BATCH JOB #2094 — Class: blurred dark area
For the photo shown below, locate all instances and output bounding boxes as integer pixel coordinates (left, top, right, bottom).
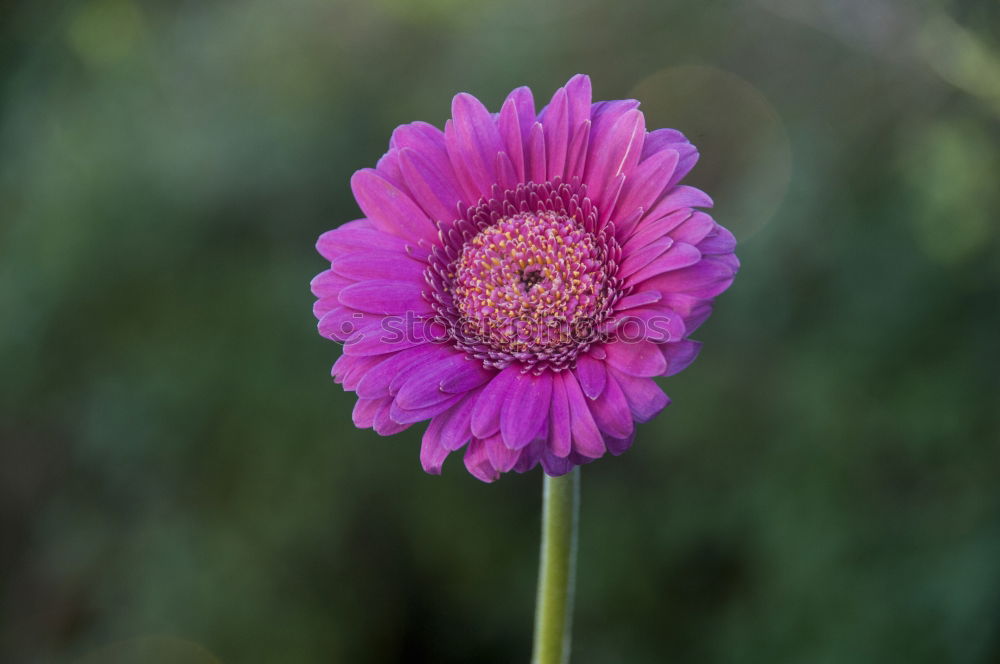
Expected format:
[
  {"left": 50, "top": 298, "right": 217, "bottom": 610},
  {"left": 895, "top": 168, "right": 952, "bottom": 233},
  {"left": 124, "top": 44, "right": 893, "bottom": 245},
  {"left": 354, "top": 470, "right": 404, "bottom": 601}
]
[{"left": 1, "top": 0, "right": 998, "bottom": 662}]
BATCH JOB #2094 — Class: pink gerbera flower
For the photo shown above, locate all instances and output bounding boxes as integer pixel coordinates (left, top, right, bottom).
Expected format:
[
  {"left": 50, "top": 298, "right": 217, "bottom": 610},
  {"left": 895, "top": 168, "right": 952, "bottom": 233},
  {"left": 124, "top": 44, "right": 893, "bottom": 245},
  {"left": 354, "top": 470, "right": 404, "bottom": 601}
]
[{"left": 311, "top": 74, "right": 738, "bottom": 482}]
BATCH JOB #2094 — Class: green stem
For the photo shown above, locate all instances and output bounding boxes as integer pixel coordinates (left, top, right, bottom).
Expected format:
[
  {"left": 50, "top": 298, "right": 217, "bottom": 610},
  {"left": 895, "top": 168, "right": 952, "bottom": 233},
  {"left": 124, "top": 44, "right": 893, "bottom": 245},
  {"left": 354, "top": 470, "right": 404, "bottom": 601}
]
[{"left": 530, "top": 468, "right": 580, "bottom": 664}]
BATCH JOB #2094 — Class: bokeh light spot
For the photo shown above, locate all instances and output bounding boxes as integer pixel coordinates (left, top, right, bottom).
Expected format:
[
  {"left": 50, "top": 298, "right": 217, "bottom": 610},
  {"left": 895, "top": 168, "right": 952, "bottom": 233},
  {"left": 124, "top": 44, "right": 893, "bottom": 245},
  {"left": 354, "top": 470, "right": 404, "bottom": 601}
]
[{"left": 631, "top": 66, "right": 792, "bottom": 241}]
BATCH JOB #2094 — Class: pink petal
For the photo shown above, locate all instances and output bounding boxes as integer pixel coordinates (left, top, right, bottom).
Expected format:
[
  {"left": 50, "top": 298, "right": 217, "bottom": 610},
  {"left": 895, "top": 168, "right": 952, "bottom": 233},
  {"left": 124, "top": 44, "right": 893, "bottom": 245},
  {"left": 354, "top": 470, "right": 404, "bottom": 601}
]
[
  {"left": 647, "top": 185, "right": 713, "bottom": 218},
  {"left": 589, "top": 373, "right": 633, "bottom": 439},
  {"left": 608, "top": 367, "right": 670, "bottom": 423},
  {"left": 548, "top": 375, "right": 572, "bottom": 457},
  {"left": 337, "top": 281, "right": 430, "bottom": 315},
  {"left": 574, "top": 354, "right": 607, "bottom": 399},
  {"left": 610, "top": 306, "right": 686, "bottom": 344},
  {"left": 470, "top": 366, "right": 519, "bottom": 438},
  {"left": 499, "top": 95, "right": 527, "bottom": 181},
  {"left": 565, "top": 120, "right": 591, "bottom": 180},
  {"left": 500, "top": 372, "right": 553, "bottom": 450},
  {"left": 642, "top": 257, "right": 736, "bottom": 298},
  {"left": 527, "top": 122, "right": 546, "bottom": 185},
  {"left": 604, "top": 340, "right": 668, "bottom": 377},
  {"left": 622, "top": 209, "right": 692, "bottom": 252},
  {"left": 446, "top": 93, "right": 503, "bottom": 201},
  {"left": 584, "top": 108, "right": 645, "bottom": 209},
  {"left": 483, "top": 432, "right": 520, "bottom": 473},
  {"left": 669, "top": 211, "right": 716, "bottom": 245},
  {"left": 542, "top": 87, "right": 569, "bottom": 181},
  {"left": 395, "top": 352, "right": 471, "bottom": 410},
  {"left": 420, "top": 419, "right": 453, "bottom": 475},
  {"left": 437, "top": 392, "right": 478, "bottom": 451},
  {"left": 390, "top": 392, "right": 462, "bottom": 425},
  {"left": 331, "top": 251, "right": 426, "bottom": 282},
  {"left": 618, "top": 237, "right": 673, "bottom": 281},
  {"left": 350, "top": 169, "right": 438, "bottom": 243},
  {"left": 310, "top": 269, "right": 353, "bottom": 300},
  {"left": 464, "top": 438, "right": 500, "bottom": 482},
  {"left": 627, "top": 243, "right": 703, "bottom": 287},
  {"left": 663, "top": 340, "right": 702, "bottom": 376},
  {"left": 613, "top": 290, "right": 662, "bottom": 311},
  {"left": 398, "top": 147, "right": 464, "bottom": 224},
  {"left": 352, "top": 397, "right": 383, "bottom": 428},
  {"left": 564, "top": 74, "right": 593, "bottom": 132},
  {"left": 560, "top": 372, "right": 605, "bottom": 458},
  {"left": 614, "top": 148, "right": 679, "bottom": 225},
  {"left": 373, "top": 401, "right": 411, "bottom": 436},
  {"left": 697, "top": 224, "right": 737, "bottom": 255},
  {"left": 440, "top": 358, "right": 494, "bottom": 393},
  {"left": 356, "top": 345, "right": 443, "bottom": 399}
]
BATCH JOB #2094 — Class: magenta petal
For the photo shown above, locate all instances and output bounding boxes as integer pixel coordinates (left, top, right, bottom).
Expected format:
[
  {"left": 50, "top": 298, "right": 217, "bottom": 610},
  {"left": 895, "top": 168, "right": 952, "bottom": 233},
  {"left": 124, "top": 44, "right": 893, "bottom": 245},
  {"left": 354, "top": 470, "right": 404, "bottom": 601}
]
[
  {"left": 622, "top": 209, "right": 692, "bottom": 250},
  {"left": 560, "top": 372, "right": 605, "bottom": 458},
  {"left": 670, "top": 211, "right": 716, "bottom": 245},
  {"left": 614, "top": 290, "right": 662, "bottom": 311},
  {"left": 373, "top": 401, "right": 411, "bottom": 435},
  {"left": 608, "top": 367, "right": 670, "bottom": 423},
  {"left": 332, "top": 251, "right": 426, "bottom": 282},
  {"left": 564, "top": 74, "right": 592, "bottom": 131},
  {"left": 605, "top": 340, "right": 668, "bottom": 377},
  {"left": 565, "top": 120, "right": 591, "bottom": 179},
  {"left": 352, "top": 397, "right": 383, "bottom": 428},
  {"left": 584, "top": 108, "right": 645, "bottom": 208},
  {"left": 496, "top": 151, "right": 518, "bottom": 191},
  {"left": 548, "top": 375, "right": 572, "bottom": 457},
  {"left": 316, "top": 305, "right": 363, "bottom": 343},
  {"left": 615, "top": 149, "right": 679, "bottom": 222},
  {"left": 356, "top": 345, "right": 441, "bottom": 399},
  {"left": 342, "top": 325, "right": 427, "bottom": 357},
  {"left": 648, "top": 185, "right": 714, "bottom": 217},
  {"left": 310, "top": 269, "right": 353, "bottom": 300},
  {"left": 477, "top": 433, "right": 521, "bottom": 473},
  {"left": 395, "top": 352, "right": 470, "bottom": 410},
  {"left": 640, "top": 128, "right": 689, "bottom": 157},
  {"left": 698, "top": 224, "right": 737, "bottom": 255},
  {"left": 499, "top": 96, "right": 527, "bottom": 181},
  {"left": 540, "top": 451, "right": 575, "bottom": 477},
  {"left": 514, "top": 440, "right": 545, "bottom": 473},
  {"left": 470, "top": 366, "right": 519, "bottom": 438},
  {"left": 574, "top": 354, "right": 607, "bottom": 400},
  {"left": 589, "top": 372, "right": 634, "bottom": 439},
  {"left": 612, "top": 306, "right": 686, "bottom": 344},
  {"left": 500, "top": 373, "right": 552, "bottom": 450},
  {"left": 350, "top": 169, "right": 437, "bottom": 243},
  {"left": 446, "top": 93, "right": 503, "bottom": 200},
  {"left": 333, "top": 354, "right": 382, "bottom": 389},
  {"left": 318, "top": 306, "right": 373, "bottom": 342},
  {"left": 663, "top": 340, "right": 703, "bottom": 376},
  {"left": 643, "top": 257, "right": 736, "bottom": 298},
  {"left": 390, "top": 393, "right": 462, "bottom": 425},
  {"left": 441, "top": 358, "right": 494, "bottom": 393},
  {"left": 420, "top": 420, "right": 453, "bottom": 475},
  {"left": 627, "top": 242, "right": 703, "bottom": 286},
  {"left": 398, "top": 147, "right": 464, "bottom": 224},
  {"left": 527, "top": 122, "right": 546, "bottom": 185},
  {"left": 338, "top": 281, "right": 429, "bottom": 315},
  {"left": 618, "top": 237, "right": 673, "bottom": 281},
  {"left": 542, "top": 87, "right": 569, "bottom": 181},
  {"left": 605, "top": 431, "right": 636, "bottom": 457},
  {"left": 484, "top": 432, "right": 520, "bottom": 473},
  {"left": 436, "top": 393, "right": 478, "bottom": 451},
  {"left": 464, "top": 438, "right": 500, "bottom": 482}
]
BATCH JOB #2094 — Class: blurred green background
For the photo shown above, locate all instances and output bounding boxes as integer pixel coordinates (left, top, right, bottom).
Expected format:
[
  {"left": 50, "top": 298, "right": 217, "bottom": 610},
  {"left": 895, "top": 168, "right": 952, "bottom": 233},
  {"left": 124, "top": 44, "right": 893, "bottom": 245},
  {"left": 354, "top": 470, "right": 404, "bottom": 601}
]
[{"left": 1, "top": 0, "right": 998, "bottom": 662}]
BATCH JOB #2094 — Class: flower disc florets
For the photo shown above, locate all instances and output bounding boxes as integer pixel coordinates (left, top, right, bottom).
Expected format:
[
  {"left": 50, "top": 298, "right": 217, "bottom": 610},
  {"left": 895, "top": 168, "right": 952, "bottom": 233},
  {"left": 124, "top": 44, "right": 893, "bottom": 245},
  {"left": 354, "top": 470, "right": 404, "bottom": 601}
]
[{"left": 425, "top": 180, "right": 624, "bottom": 372}]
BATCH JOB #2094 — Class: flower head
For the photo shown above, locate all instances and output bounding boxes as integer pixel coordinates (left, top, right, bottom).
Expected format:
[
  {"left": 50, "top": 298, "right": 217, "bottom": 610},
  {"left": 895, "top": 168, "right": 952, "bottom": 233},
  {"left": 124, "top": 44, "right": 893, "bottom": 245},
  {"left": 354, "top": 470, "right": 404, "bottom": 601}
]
[{"left": 311, "top": 75, "right": 738, "bottom": 482}]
